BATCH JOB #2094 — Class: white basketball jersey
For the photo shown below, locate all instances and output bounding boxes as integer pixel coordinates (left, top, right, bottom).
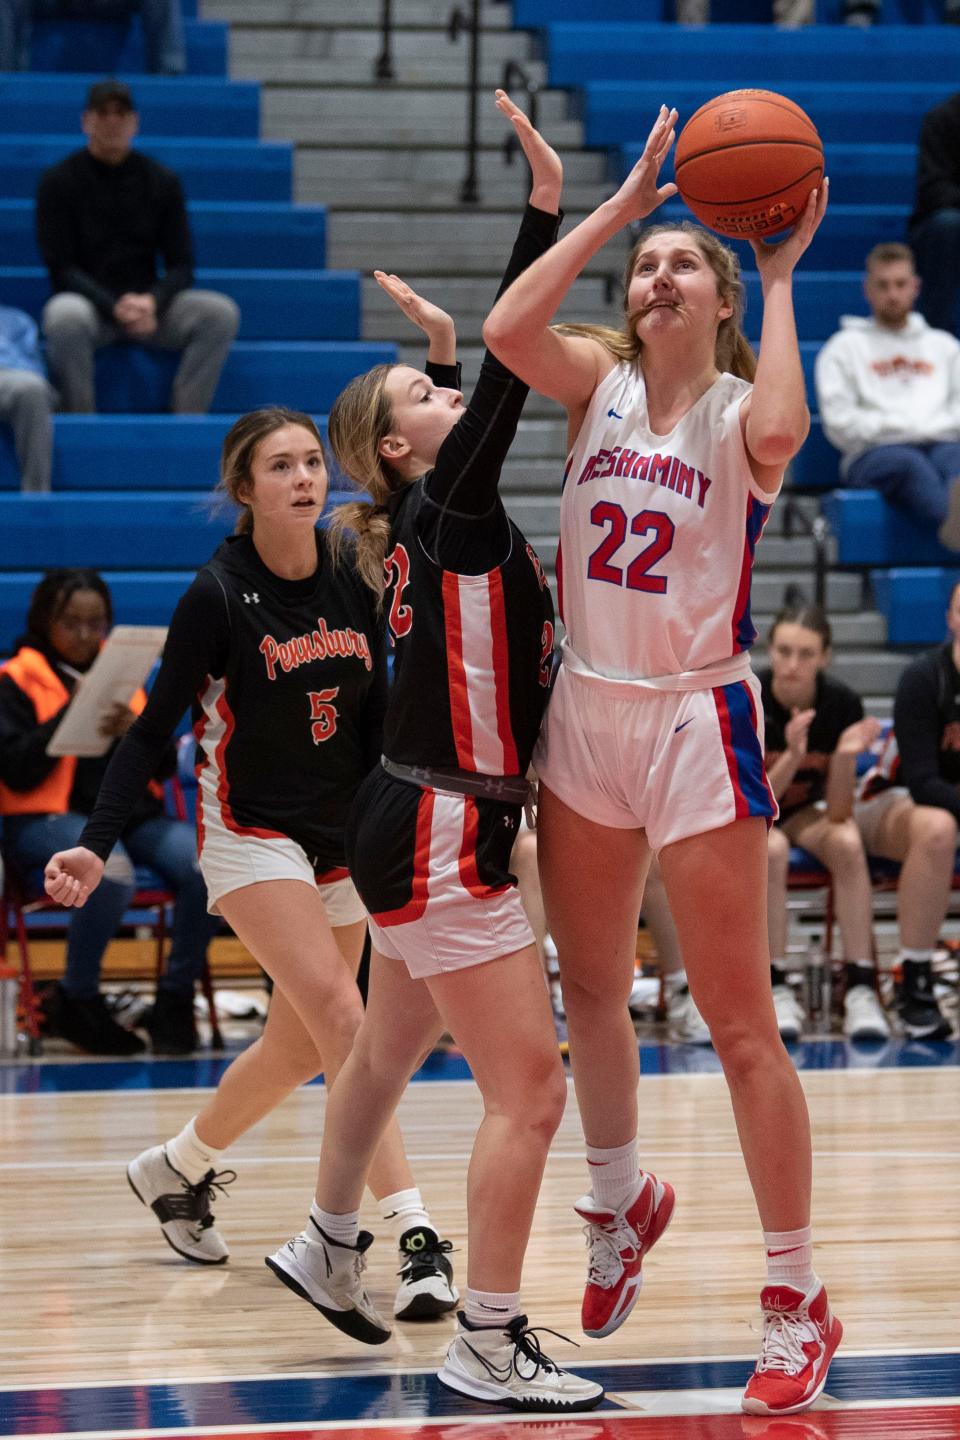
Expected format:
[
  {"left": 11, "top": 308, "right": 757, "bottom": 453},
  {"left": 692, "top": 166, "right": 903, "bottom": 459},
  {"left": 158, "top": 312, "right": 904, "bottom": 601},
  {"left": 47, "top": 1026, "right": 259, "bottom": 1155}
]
[{"left": 557, "top": 362, "right": 780, "bottom": 681}]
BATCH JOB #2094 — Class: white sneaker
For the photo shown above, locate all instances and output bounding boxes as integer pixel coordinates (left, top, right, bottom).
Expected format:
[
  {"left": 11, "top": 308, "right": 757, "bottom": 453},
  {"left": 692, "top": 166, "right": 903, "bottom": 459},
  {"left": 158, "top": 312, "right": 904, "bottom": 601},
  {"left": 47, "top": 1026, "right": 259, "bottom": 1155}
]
[
  {"left": 772, "top": 984, "right": 806, "bottom": 1042},
  {"left": 265, "top": 1220, "right": 391, "bottom": 1344},
  {"left": 127, "top": 1145, "right": 232, "bottom": 1265},
  {"left": 438, "top": 1313, "right": 604, "bottom": 1411},
  {"left": 842, "top": 984, "right": 891, "bottom": 1041},
  {"left": 394, "top": 1225, "right": 459, "bottom": 1320},
  {"left": 667, "top": 984, "right": 712, "bottom": 1045}
]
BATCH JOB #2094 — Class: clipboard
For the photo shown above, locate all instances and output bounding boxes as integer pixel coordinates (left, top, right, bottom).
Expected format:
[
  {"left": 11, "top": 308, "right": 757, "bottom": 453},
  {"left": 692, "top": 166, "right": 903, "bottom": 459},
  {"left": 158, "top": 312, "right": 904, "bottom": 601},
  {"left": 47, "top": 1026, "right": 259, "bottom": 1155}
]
[{"left": 46, "top": 625, "right": 168, "bottom": 758}]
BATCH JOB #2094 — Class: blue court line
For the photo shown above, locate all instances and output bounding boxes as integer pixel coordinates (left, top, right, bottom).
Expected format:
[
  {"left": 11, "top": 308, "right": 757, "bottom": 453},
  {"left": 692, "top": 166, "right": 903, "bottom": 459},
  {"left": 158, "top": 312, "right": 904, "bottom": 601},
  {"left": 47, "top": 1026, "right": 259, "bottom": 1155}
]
[
  {"left": 1, "top": 1036, "right": 957, "bottom": 1094},
  {"left": 2, "top": 1353, "right": 959, "bottom": 1435}
]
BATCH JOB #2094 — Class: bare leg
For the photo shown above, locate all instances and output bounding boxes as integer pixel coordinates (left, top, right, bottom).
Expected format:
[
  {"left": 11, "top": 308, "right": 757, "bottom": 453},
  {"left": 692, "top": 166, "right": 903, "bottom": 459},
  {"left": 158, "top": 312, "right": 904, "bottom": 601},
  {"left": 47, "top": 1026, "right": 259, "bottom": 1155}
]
[
  {"left": 782, "top": 810, "right": 874, "bottom": 961},
  {"left": 861, "top": 798, "right": 958, "bottom": 949},
  {"left": 537, "top": 784, "right": 649, "bottom": 1147},
  {"left": 641, "top": 855, "right": 683, "bottom": 975},
  {"left": 216, "top": 882, "right": 417, "bottom": 1201},
  {"left": 660, "top": 818, "right": 811, "bottom": 1230},
  {"left": 192, "top": 920, "right": 365, "bottom": 1152}
]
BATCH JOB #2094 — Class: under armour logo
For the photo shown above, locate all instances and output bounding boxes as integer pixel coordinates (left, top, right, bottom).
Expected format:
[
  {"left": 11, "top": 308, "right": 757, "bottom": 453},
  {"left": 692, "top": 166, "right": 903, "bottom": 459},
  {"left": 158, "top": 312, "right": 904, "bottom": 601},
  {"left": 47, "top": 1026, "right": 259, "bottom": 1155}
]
[
  {"left": 503, "top": 814, "right": 516, "bottom": 829},
  {"left": 607, "top": 407, "right": 623, "bottom": 420},
  {"left": 243, "top": 592, "right": 260, "bottom": 604}
]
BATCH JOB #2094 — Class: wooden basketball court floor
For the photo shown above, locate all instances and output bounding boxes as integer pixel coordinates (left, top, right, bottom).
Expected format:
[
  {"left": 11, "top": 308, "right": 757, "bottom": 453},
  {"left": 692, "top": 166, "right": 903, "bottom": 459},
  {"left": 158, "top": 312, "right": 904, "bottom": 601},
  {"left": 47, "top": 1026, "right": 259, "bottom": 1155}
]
[{"left": 2, "top": 1037, "right": 959, "bottom": 1440}]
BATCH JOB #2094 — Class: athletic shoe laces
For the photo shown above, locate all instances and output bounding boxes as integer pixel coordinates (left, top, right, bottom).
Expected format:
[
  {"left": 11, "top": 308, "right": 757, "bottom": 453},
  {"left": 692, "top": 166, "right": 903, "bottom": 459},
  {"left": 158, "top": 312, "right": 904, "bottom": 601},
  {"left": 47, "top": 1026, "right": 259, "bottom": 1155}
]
[
  {"left": 582, "top": 1216, "right": 637, "bottom": 1287},
  {"left": 756, "top": 1308, "right": 818, "bottom": 1376},
  {"left": 468, "top": 1318, "right": 577, "bottom": 1384},
  {"left": 397, "top": 1236, "right": 454, "bottom": 1282},
  {"left": 187, "top": 1167, "right": 237, "bottom": 1233}
]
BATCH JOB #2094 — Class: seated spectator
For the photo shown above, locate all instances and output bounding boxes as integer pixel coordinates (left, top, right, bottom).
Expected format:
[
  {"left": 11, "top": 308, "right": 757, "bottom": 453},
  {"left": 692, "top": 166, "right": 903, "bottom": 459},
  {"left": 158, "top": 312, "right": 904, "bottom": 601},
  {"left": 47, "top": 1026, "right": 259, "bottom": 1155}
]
[
  {"left": 910, "top": 93, "right": 960, "bottom": 338},
  {"left": 0, "top": 568, "right": 217, "bottom": 1054},
  {"left": 815, "top": 242, "right": 960, "bottom": 550},
  {"left": 892, "top": 578, "right": 960, "bottom": 1038},
  {"left": 760, "top": 603, "right": 954, "bottom": 1042},
  {"left": 0, "top": 304, "right": 55, "bottom": 492},
  {"left": 36, "top": 80, "right": 239, "bottom": 415},
  {"left": 0, "top": 0, "right": 185, "bottom": 75}
]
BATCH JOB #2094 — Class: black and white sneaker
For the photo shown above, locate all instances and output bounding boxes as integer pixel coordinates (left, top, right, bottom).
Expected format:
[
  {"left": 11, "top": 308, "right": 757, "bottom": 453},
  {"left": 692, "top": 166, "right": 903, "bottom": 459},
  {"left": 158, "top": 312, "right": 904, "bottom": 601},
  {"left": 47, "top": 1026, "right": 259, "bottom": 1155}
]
[
  {"left": 265, "top": 1218, "right": 391, "bottom": 1344},
  {"left": 394, "top": 1225, "right": 459, "bottom": 1320},
  {"left": 898, "top": 962, "right": 953, "bottom": 1041},
  {"left": 127, "top": 1145, "right": 233, "bottom": 1264},
  {"left": 438, "top": 1312, "right": 604, "bottom": 1411}
]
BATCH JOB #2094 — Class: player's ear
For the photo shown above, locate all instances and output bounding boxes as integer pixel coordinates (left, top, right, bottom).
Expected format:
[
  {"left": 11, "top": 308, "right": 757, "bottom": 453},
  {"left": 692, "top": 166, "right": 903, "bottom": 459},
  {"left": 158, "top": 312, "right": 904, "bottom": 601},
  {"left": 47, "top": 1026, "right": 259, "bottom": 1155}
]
[{"left": 379, "top": 433, "right": 410, "bottom": 463}]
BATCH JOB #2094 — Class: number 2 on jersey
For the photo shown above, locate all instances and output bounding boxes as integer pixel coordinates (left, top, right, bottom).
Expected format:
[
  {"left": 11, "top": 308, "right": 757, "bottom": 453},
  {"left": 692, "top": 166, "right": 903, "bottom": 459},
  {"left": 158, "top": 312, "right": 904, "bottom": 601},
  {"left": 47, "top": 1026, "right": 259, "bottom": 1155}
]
[
  {"left": 587, "top": 502, "right": 675, "bottom": 595},
  {"left": 384, "top": 544, "right": 413, "bottom": 640}
]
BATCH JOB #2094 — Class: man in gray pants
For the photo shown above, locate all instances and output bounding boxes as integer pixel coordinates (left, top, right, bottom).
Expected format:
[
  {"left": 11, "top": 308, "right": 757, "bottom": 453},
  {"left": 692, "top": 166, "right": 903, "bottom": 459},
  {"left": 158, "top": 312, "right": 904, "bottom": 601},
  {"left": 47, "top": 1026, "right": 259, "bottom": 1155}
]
[
  {"left": 36, "top": 79, "right": 239, "bottom": 414},
  {"left": 0, "top": 304, "right": 55, "bottom": 491}
]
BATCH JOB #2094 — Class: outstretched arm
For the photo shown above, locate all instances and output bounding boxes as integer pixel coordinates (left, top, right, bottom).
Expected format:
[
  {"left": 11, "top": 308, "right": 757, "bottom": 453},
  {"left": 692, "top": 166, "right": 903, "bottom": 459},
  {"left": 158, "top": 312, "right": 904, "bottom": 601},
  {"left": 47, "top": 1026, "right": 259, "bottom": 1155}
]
[
  {"left": 482, "top": 105, "right": 679, "bottom": 419},
  {"left": 740, "top": 181, "right": 829, "bottom": 488},
  {"left": 374, "top": 271, "right": 457, "bottom": 368}
]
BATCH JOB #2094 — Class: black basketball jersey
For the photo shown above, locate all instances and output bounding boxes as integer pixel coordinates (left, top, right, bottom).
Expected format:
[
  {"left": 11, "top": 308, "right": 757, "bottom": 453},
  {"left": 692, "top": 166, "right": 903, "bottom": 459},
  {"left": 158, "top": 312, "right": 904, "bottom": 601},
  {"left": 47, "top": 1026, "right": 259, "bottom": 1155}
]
[
  {"left": 81, "top": 531, "right": 387, "bottom": 869},
  {"left": 381, "top": 481, "right": 555, "bottom": 778}
]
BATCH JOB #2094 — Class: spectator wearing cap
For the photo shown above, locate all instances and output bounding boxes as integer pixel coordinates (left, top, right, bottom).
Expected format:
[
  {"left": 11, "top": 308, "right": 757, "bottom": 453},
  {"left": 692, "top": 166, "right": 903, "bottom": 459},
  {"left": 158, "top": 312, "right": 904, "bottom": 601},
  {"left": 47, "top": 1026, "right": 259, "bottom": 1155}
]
[
  {"left": 0, "top": 0, "right": 185, "bottom": 75},
  {"left": 0, "top": 304, "right": 55, "bottom": 491},
  {"left": 36, "top": 81, "right": 239, "bottom": 415}
]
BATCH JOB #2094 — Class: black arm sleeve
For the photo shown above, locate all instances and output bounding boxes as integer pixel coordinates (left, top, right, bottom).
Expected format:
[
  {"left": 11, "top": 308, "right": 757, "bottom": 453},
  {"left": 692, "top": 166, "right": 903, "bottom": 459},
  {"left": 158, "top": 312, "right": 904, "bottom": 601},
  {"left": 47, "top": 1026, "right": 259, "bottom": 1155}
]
[
  {"left": 79, "top": 572, "right": 230, "bottom": 859},
  {"left": 0, "top": 676, "right": 68, "bottom": 790},
  {"left": 150, "top": 172, "right": 195, "bottom": 314},
  {"left": 425, "top": 360, "right": 463, "bottom": 392},
  {"left": 35, "top": 169, "right": 117, "bottom": 319},
  {"left": 423, "top": 203, "right": 561, "bottom": 521},
  {"left": 894, "top": 659, "right": 960, "bottom": 822}
]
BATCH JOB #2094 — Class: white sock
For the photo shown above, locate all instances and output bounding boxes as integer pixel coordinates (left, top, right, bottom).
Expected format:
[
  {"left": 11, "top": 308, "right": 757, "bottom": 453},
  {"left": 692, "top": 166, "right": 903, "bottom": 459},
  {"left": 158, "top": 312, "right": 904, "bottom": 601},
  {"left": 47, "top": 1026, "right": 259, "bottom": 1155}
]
[
  {"left": 165, "top": 1117, "right": 225, "bottom": 1186},
  {"left": 899, "top": 948, "right": 934, "bottom": 964},
  {"left": 378, "top": 1187, "right": 433, "bottom": 1245},
  {"left": 764, "top": 1225, "right": 815, "bottom": 1291},
  {"left": 463, "top": 1286, "right": 522, "bottom": 1327},
  {"left": 586, "top": 1137, "right": 642, "bottom": 1212},
  {"left": 310, "top": 1201, "right": 359, "bottom": 1248}
]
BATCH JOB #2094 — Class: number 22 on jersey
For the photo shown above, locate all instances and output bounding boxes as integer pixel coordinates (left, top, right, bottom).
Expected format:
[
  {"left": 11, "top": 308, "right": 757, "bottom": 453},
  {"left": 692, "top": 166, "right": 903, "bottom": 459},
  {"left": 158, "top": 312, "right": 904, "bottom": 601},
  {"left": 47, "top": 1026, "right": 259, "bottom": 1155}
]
[{"left": 587, "top": 502, "right": 675, "bottom": 594}]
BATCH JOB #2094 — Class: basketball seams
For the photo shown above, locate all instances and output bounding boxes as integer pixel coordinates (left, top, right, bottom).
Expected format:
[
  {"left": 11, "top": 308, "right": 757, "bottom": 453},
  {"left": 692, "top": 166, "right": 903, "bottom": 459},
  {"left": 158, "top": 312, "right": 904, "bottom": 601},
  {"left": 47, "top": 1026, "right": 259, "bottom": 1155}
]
[
  {"left": 679, "top": 166, "right": 824, "bottom": 208},
  {"left": 675, "top": 140, "right": 824, "bottom": 172}
]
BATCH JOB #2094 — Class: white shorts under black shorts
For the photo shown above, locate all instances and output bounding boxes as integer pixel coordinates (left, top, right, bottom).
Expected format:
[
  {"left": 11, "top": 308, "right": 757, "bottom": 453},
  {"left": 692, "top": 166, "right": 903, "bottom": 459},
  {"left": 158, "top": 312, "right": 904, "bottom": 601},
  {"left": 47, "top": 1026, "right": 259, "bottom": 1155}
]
[
  {"left": 534, "top": 659, "right": 777, "bottom": 851},
  {"left": 197, "top": 790, "right": 366, "bottom": 927}
]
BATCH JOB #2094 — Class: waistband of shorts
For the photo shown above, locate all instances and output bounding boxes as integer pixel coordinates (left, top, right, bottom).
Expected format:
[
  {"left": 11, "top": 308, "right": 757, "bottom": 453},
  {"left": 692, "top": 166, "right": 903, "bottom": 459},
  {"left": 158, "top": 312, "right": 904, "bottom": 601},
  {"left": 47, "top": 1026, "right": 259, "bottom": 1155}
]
[
  {"left": 559, "top": 638, "right": 754, "bottom": 695},
  {"left": 381, "top": 756, "right": 531, "bottom": 805}
]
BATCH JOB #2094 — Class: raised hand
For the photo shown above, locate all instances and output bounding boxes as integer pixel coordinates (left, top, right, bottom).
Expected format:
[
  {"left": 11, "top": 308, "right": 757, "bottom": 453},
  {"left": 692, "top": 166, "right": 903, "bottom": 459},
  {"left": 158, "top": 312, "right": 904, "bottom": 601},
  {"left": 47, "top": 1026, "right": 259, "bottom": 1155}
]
[
  {"left": 785, "top": 707, "right": 815, "bottom": 759},
  {"left": 749, "top": 179, "right": 829, "bottom": 286},
  {"left": 494, "top": 89, "right": 563, "bottom": 213},
  {"left": 610, "top": 105, "right": 679, "bottom": 225},
  {"left": 44, "top": 847, "right": 105, "bottom": 909},
  {"left": 374, "top": 271, "right": 456, "bottom": 366}
]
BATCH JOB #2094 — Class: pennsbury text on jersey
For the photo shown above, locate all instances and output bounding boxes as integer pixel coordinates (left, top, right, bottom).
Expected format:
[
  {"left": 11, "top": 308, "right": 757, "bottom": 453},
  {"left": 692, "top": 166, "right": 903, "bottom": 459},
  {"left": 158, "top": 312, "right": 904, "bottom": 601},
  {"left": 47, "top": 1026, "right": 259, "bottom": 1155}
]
[{"left": 258, "top": 616, "right": 373, "bottom": 680}]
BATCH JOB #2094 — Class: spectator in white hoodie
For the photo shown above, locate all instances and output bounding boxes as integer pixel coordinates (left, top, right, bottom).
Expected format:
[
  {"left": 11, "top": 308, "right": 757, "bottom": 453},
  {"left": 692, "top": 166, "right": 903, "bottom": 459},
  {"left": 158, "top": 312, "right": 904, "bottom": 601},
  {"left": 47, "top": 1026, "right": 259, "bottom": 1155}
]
[{"left": 815, "top": 242, "right": 960, "bottom": 549}]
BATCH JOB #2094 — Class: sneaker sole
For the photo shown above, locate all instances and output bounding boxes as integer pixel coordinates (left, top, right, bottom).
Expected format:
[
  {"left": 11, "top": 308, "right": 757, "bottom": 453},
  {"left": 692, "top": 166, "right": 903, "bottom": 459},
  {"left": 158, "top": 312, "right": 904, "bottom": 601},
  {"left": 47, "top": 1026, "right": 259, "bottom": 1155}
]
[
  {"left": 126, "top": 1166, "right": 228, "bottom": 1267},
  {"left": 582, "top": 1182, "right": 677, "bottom": 1340},
  {"left": 901, "top": 1019, "right": 953, "bottom": 1041},
  {"left": 395, "top": 1286, "right": 460, "bottom": 1321},
  {"left": 264, "top": 1255, "right": 391, "bottom": 1345},
  {"left": 437, "top": 1365, "right": 604, "bottom": 1412},
  {"left": 741, "top": 1319, "right": 843, "bottom": 1416}
]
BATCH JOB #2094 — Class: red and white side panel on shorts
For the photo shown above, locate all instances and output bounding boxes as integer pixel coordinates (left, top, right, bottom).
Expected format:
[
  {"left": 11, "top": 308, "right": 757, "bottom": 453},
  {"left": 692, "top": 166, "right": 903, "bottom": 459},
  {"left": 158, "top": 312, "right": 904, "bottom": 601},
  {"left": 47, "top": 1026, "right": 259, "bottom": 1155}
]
[
  {"left": 368, "top": 790, "right": 533, "bottom": 980},
  {"left": 442, "top": 569, "right": 519, "bottom": 776}
]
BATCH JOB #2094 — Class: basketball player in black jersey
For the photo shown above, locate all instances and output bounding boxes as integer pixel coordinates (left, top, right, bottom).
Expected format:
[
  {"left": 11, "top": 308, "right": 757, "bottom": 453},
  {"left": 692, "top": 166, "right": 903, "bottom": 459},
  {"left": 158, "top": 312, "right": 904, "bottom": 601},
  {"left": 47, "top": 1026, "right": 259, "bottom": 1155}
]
[
  {"left": 262, "top": 93, "right": 602, "bottom": 1412},
  {"left": 43, "top": 408, "right": 457, "bottom": 1324}
]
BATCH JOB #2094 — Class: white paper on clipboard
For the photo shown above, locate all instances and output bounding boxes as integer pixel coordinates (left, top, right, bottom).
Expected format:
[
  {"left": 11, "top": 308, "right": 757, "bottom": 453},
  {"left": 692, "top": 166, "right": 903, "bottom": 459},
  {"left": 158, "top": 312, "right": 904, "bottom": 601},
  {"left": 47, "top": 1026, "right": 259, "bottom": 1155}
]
[{"left": 46, "top": 625, "right": 168, "bottom": 758}]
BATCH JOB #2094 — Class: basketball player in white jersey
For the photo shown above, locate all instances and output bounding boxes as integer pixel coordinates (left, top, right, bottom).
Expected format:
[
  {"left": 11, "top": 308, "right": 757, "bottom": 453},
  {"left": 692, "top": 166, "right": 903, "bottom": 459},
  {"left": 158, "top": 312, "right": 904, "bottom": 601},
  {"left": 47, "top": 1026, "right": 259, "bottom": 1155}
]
[{"left": 483, "top": 105, "right": 840, "bottom": 1417}]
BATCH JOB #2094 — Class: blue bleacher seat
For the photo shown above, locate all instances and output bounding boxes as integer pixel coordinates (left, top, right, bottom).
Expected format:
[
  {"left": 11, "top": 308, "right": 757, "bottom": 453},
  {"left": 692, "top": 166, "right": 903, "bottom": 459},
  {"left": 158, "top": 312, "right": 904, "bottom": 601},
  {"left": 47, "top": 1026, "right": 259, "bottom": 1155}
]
[
  {"left": 789, "top": 418, "right": 841, "bottom": 492},
  {"left": 516, "top": 0, "right": 941, "bottom": 21},
  {"left": 0, "top": 75, "right": 259, "bottom": 139},
  {"left": 29, "top": 17, "right": 227, "bottom": 74},
  {"left": 0, "top": 267, "right": 359, "bottom": 343},
  {"left": 870, "top": 567, "right": 960, "bottom": 644},
  {"left": 824, "top": 491, "right": 958, "bottom": 567},
  {"left": 0, "top": 200, "right": 325, "bottom": 269},
  {"left": 0, "top": 136, "right": 293, "bottom": 203}
]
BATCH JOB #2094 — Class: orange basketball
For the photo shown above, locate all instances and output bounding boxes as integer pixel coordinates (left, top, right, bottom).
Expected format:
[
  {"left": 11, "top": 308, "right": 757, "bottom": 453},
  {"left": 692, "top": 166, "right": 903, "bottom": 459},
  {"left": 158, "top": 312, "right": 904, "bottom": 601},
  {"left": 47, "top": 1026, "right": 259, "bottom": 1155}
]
[{"left": 674, "top": 90, "right": 823, "bottom": 240}]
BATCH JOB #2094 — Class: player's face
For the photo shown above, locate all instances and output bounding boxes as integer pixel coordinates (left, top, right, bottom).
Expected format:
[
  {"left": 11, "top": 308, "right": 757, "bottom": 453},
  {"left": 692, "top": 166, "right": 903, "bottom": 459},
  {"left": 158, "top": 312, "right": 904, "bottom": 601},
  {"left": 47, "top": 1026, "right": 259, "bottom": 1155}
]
[
  {"left": 380, "top": 365, "right": 464, "bottom": 474},
  {"left": 864, "top": 261, "right": 920, "bottom": 328},
  {"left": 82, "top": 101, "right": 138, "bottom": 164},
  {"left": 244, "top": 425, "right": 328, "bottom": 526},
  {"left": 48, "top": 588, "right": 110, "bottom": 668},
  {"left": 768, "top": 621, "right": 829, "bottom": 706},
  {"left": 627, "top": 234, "right": 733, "bottom": 342}
]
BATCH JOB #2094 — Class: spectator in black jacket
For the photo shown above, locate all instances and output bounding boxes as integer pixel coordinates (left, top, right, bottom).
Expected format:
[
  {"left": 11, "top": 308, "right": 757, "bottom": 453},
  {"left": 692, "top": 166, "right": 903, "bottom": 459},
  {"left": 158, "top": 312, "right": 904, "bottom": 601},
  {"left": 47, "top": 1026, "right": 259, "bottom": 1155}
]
[
  {"left": 909, "top": 93, "right": 960, "bottom": 337},
  {"left": 36, "top": 80, "right": 239, "bottom": 414}
]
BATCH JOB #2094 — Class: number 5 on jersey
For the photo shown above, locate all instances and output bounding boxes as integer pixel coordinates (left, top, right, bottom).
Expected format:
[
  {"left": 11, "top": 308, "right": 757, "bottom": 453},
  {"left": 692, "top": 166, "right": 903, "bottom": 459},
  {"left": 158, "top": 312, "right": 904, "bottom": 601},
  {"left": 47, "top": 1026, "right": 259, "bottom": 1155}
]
[{"left": 309, "top": 687, "right": 339, "bottom": 743}]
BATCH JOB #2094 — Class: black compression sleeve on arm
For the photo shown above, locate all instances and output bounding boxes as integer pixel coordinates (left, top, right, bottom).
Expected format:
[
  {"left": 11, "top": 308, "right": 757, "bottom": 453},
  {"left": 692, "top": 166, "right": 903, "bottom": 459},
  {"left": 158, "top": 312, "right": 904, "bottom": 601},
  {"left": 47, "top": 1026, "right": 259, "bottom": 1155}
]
[
  {"left": 425, "top": 361, "right": 462, "bottom": 392},
  {"left": 79, "top": 573, "right": 229, "bottom": 859},
  {"left": 424, "top": 203, "right": 561, "bottom": 521},
  {"left": 894, "top": 658, "right": 960, "bottom": 822}
]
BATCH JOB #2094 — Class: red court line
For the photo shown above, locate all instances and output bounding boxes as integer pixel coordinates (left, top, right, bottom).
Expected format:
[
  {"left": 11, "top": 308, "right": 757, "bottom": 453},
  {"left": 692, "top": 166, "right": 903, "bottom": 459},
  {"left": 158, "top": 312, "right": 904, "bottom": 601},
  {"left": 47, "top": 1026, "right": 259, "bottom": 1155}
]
[{"left": 124, "top": 1406, "right": 960, "bottom": 1440}]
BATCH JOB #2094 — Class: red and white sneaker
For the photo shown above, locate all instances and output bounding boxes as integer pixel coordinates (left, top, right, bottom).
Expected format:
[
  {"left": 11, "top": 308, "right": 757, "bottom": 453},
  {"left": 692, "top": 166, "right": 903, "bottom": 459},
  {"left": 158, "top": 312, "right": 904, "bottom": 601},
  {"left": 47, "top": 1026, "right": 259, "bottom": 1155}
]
[
  {"left": 574, "top": 1173, "right": 675, "bottom": 1338},
  {"left": 741, "top": 1280, "right": 842, "bottom": 1415}
]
